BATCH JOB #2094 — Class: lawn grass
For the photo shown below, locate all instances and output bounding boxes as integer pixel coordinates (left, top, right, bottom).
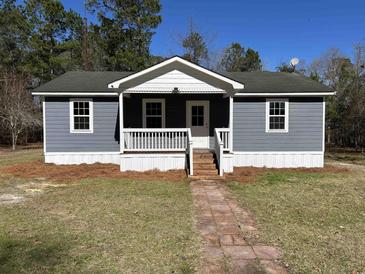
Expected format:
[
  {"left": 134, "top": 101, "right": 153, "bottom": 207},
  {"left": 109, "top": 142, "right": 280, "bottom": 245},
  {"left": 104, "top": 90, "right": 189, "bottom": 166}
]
[
  {"left": 0, "top": 177, "right": 200, "bottom": 273},
  {"left": 326, "top": 151, "right": 365, "bottom": 166},
  {"left": 0, "top": 148, "right": 43, "bottom": 168},
  {"left": 228, "top": 169, "right": 365, "bottom": 273}
]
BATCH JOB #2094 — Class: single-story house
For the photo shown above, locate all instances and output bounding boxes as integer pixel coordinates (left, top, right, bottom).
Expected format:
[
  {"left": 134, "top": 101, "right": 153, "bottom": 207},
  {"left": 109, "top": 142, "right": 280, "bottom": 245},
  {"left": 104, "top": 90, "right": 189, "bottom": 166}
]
[{"left": 32, "top": 56, "right": 335, "bottom": 177}]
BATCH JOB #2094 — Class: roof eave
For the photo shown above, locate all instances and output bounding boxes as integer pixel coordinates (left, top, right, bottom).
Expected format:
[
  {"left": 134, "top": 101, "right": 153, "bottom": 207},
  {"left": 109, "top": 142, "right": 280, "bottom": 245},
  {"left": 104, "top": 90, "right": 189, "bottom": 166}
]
[{"left": 232, "top": 91, "right": 336, "bottom": 97}]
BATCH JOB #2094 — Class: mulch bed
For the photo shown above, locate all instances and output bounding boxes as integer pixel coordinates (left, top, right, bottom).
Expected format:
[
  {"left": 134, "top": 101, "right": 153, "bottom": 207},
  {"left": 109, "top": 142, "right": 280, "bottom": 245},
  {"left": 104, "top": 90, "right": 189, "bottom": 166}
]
[
  {"left": 0, "top": 160, "right": 187, "bottom": 182},
  {"left": 1, "top": 158, "right": 348, "bottom": 184}
]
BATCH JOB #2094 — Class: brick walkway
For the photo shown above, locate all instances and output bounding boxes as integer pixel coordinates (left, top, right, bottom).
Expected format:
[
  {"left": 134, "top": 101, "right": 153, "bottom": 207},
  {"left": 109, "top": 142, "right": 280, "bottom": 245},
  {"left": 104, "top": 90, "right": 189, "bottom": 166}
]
[{"left": 191, "top": 180, "right": 287, "bottom": 274}]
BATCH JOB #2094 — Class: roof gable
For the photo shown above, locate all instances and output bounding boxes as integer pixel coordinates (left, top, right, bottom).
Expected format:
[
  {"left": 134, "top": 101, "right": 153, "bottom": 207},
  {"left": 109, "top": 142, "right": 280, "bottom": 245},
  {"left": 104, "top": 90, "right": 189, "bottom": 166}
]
[
  {"left": 125, "top": 69, "right": 226, "bottom": 93},
  {"left": 108, "top": 56, "right": 244, "bottom": 91}
]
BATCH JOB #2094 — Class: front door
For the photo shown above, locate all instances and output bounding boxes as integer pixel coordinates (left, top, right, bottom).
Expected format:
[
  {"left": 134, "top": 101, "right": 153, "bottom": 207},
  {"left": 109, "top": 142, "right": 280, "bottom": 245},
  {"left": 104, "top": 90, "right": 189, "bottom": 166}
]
[{"left": 186, "top": 100, "right": 210, "bottom": 148}]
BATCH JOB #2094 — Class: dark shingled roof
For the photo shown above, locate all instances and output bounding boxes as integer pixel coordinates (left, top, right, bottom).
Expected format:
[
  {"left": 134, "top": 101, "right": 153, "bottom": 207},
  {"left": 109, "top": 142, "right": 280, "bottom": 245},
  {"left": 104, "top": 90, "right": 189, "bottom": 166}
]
[
  {"left": 33, "top": 70, "right": 332, "bottom": 93},
  {"left": 33, "top": 71, "right": 133, "bottom": 92},
  {"left": 224, "top": 71, "right": 332, "bottom": 93}
]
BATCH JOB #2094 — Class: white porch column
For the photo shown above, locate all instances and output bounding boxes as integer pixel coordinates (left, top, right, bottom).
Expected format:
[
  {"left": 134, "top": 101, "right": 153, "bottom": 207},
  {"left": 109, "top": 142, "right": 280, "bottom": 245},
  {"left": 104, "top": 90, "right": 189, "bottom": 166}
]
[
  {"left": 119, "top": 93, "right": 124, "bottom": 153},
  {"left": 229, "top": 96, "right": 233, "bottom": 153}
]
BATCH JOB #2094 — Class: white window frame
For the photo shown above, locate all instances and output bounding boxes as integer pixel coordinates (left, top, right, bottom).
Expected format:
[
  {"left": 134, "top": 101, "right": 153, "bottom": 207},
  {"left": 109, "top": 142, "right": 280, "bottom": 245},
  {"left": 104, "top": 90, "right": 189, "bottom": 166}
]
[
  {"left": 142, "top": 98, "right": 166, "bottom": 128},
  {"left": 70, "top": 98, "right": 94, "bottom": 133},
  {"left": 265, "top": 98, "right": 289, "bottom": 133}
]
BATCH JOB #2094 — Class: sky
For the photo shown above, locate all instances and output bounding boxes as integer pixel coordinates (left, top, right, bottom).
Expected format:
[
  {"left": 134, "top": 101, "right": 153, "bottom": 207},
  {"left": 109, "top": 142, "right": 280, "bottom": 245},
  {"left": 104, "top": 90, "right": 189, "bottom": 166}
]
[{"left": 62, "top": 0, "right": 365, "bottom": 71}]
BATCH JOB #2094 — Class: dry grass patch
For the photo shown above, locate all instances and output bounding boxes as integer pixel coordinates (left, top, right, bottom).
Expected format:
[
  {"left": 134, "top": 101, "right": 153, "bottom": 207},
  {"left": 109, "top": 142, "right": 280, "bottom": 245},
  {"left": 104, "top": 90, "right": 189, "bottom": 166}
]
[
  {"left": 0, "top": 178, "right": 200, "bottom": 273},
  {"left": 0, "top": 148, "right": 43, "bottom": 168},
  {"left": 0, "top": 148, "right": 200, "bottom": 273},
  {"left": 226, "top": 165, "right": 348, "bottom": 184},
  {"left": 227, "top": 168, "right": 365, "bottom": 273}
]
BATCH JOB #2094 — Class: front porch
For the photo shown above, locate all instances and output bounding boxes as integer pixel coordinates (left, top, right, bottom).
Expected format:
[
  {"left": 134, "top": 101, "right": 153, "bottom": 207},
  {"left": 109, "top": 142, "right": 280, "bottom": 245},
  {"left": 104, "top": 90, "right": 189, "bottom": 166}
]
[
  {"left": 119, "top": 92, "right": 234, "bottom": 176},
  {"left": 110, "top": 56, "right": 244, "bottom": 176}
]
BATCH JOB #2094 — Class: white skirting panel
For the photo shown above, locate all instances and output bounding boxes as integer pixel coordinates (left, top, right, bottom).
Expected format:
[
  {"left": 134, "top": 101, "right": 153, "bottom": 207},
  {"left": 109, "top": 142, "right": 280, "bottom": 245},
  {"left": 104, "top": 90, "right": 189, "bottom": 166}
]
[
  {"left": 222, "top": 153, "right": 234, "bottom": 173},
  {"left": 120, "top": 153, "right": 186, "bottom": 172},
  {"left": 45, "top": 152, "right": 120, "bottom": 165},
  {"left": 233, "top": 152, "right": 324, "bottom": 168}
]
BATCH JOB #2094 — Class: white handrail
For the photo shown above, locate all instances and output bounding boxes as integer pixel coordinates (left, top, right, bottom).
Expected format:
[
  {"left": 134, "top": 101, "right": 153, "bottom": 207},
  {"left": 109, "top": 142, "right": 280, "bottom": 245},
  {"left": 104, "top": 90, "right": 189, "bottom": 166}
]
[
  {"left": 215, "top": 128, "right": 230, "bottom": 152},
  {"left": 214, "top": 128, "right": 224, "bottom": 176},
  {"left": 187, "top": 128, "right": 193, "bottom": 176}
]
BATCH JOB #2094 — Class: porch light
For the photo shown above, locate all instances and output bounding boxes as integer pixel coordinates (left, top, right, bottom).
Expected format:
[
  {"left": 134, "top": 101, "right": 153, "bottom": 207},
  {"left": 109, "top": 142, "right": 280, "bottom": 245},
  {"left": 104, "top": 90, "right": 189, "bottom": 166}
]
[{"left": 172, "top": 87, "right": 180, "bottom": 93}]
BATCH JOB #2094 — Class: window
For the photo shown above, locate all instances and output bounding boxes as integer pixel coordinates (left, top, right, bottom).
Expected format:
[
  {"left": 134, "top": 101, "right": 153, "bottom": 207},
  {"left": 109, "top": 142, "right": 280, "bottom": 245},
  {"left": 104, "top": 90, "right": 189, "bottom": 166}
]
[
  {"left": 266, "top": 99, "right": 288, "bottom": 133},
  {"left": 142, "top": 99, "right": 165, "bottom": 128},
  {"left": 191, "top": 105, "right": 204, "bottom": 126},
  {"left": 70, "top": 99, "right": 93, "bottom": 133}
]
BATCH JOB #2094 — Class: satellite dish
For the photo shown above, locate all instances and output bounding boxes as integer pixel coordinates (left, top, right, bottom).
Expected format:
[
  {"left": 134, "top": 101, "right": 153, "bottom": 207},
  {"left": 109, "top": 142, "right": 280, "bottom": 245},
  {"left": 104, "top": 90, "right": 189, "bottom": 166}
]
[{"left": 290, "top": 57, "right": 299, "bottom": 67}]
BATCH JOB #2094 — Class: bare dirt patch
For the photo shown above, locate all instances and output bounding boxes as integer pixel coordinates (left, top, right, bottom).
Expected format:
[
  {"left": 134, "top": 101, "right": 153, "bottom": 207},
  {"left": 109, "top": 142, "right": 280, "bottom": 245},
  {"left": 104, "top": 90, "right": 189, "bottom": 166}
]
[
  {"left": 0, "top": 160, "right": 186, "bottom": 182},
  {"left": 0, "top": 194, "right": 24, "bottom": 204},
  {"left": 225, "top": 165, "right": 348, "bottom": 183}
]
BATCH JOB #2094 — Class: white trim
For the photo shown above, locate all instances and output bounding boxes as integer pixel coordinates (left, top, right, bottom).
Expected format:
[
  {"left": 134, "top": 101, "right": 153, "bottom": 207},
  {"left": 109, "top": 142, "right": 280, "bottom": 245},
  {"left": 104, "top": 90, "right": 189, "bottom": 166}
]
[
  {"left": 45, "top": 152, "right": 120, "bottom": 165},
  {"left": 32, "top": 92, "right": 119, "bottom": 96},
  {"left": 124, "top": 90, "right": 226, "bottom": 94},
  {"left": 119, "top": 93, "right": 124, "bottom": 153},
  {"left": 142, "top": 98, "right": 166, "bottom": 128},
  {"left": 265, "top": 98, "right": 289, "bottom": 133},
  {"left": 229, "top": 96, "right": 233, "bottom": 152},
  {"left": 233, "top": 151, "right": 323, "bottom": 155},
  {"left": 120, "top": 153, "right": 186, "bottom": 172},
  {"left": 322, "top": 97, "right": 325, "bottom": 153},
  {"left": 42, "top": 100, "right": 46, "bottom": 153},
  {"left": 234, "top": 92, "right": 336, "bottom": 97},
  {"left": 222, "top": 153, "right": 234, "bottom": 173},
  {"left": 232, "top": 151, "right": 324, "bottom": 168},
  {"left": 108, "top": 56, "right": 244, "bottom": 90},
  {"left": 45, "top": 152, "right": 120, "bottom": 155},
  {"left": 69, "top": 98, "right": 94, "bottom": 134},
  {"left": 120, "top": 153, "right": 184, "bottom": 158}
]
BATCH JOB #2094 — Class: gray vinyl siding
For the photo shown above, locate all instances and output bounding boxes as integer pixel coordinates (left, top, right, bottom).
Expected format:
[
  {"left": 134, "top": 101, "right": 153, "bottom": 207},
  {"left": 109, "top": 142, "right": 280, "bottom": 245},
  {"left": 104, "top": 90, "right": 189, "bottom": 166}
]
[
  {"left": 124, "top": 94, "right": 229, "bottom": 136},
  {"left": 45, "top": 97, "right": 120, "bottom": 152},
  {"left": 233, "top": 97, "right": 323, "bottom": 151}
]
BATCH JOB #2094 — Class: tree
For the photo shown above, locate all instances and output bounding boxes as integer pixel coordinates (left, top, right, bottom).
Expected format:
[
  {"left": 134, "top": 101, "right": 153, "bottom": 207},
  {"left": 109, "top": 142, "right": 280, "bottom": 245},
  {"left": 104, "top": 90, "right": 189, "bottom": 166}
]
[
  {"left": 23, "top": 0, "right": 83, "bottom": 82},
  {"left": 308, "top": 47, "right": 365, "bottom": 150},
  {"left": 81, "top": 18, "right": 93, "bottom": 71},
  {"left": 86, "top": 0, "right": 162, "bottom": 71},
  {"left": 242, "top": 48, "right": 262, "bottom": 71},
  {"left": 219, "top": 43, "right": 262, "bottom": 72},
  {"left": 0, "top": 0, "right": 30, "bottom": 73},
  {"left": 276, "top": 62, "right": 295, "bottom": 73},
  {"left": 219, "top": 43, "right": 245, "bottom": 72},
  {"left": 0, "top": 72, "right": 42, "bottom": 150},
  {"left": 181, "top": 20, "right": 209, "bottom": 65}
]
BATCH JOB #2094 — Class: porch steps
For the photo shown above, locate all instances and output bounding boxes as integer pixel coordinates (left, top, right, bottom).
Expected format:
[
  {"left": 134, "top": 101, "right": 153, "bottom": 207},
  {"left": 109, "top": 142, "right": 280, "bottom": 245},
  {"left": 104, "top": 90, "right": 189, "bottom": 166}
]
[{"left": 191, "top": 150, "right": 221, "bottom": 179}]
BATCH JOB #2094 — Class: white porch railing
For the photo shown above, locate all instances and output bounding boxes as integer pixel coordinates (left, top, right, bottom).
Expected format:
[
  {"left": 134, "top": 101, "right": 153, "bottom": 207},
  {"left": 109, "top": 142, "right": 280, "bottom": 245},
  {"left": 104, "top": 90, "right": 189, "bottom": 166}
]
[
  {"left": 216, "top": 128, "right": 230, "bottom": 152},
  {"left": 123, "top": 128, "right": 189, "bottom": 152},
  {"left": 123, "top": 128, "right": 194, "bottom": 175},
  {"left": 214, "top": 128, "right": 224, "bottom": 176}
]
